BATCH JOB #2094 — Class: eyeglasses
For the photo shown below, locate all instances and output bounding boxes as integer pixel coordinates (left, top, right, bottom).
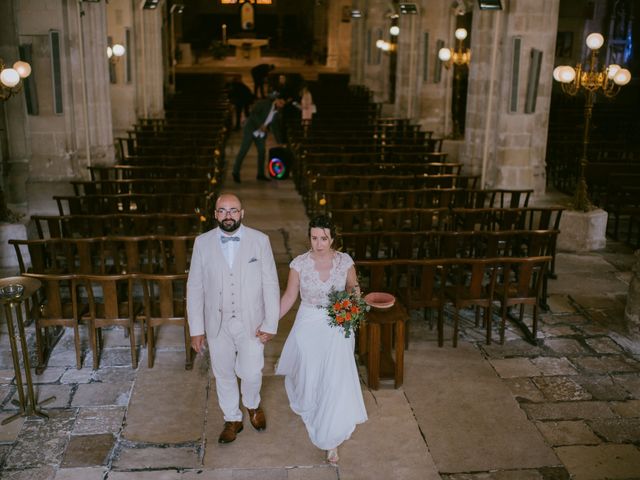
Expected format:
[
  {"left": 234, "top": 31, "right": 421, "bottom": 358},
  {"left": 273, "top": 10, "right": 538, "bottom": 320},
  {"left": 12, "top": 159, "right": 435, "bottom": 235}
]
[{"left": 216, "top": 208, "right": 240, "bottom": 216}]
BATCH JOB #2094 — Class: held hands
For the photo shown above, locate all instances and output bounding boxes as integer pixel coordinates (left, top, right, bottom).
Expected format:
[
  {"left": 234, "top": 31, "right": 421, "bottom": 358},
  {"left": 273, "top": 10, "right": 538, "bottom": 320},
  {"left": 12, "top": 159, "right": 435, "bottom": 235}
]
[{"left": 256, "top": 329, "right": 274, "bottom": 344}]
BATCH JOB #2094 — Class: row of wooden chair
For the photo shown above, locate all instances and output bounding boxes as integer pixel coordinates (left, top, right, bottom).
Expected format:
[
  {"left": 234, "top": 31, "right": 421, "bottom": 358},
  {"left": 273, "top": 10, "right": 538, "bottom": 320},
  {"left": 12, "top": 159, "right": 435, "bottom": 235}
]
[
  {"left": 33, "top": 213, "right": 202, "bottom": 239},
  {"left": 24, "top": 272, "right": 192, "bottom": 372},
  {"left": 311, "top": 188, "right": 534, "bottom": 216},
  {"left": 356, "top": 256, "right": 551, "bottom": 347},
  {"left": 71, "top": 178, "right": 214, "bottom": 196},
  {"left": 11, "top": 235, "right": 195, "bottom": 276},
  {"left": 88, "top": 165, "right": 220, "bottom": 181},
  {"left": 54, "top": 193, "right": 212, "bottom": 215}
]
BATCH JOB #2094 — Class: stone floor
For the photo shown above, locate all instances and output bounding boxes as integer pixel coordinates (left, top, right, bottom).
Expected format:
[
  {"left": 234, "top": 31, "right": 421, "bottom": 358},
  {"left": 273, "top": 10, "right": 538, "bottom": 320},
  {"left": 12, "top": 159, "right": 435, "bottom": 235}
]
[{"left": 1, "top": 132, "right": 640, "bottom": 480}]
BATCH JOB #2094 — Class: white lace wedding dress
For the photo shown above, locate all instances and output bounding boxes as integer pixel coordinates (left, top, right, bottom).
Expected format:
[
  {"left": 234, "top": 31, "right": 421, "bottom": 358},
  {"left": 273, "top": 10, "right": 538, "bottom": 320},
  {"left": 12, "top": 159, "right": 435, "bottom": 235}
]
[{"left": 276, "top": 251, "right": 368, "bottom": 450}]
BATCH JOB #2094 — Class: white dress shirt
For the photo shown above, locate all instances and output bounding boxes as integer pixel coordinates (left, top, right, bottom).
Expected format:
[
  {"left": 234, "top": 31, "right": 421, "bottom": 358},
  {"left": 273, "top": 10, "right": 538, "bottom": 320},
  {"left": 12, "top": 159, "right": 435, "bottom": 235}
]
[{"left": 219, "top": 225, "right": 244, "bottom": 268}]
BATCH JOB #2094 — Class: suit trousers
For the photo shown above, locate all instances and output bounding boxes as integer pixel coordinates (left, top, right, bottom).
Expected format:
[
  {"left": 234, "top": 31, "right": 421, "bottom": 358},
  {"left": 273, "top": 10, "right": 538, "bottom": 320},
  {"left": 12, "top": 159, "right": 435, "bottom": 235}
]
[
  {"left": 232, "top": 129, "right": 266, "bottom": 178},
  {"left": 209, "top": 315, "right": 264, "bottom": 421}
]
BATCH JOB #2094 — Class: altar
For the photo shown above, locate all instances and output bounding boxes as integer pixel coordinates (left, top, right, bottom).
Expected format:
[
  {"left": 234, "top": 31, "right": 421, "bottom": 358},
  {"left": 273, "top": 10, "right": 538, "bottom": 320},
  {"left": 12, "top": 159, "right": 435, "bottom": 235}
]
[{"left": 227, "top": 38, "right": 269, "bottom": 60}]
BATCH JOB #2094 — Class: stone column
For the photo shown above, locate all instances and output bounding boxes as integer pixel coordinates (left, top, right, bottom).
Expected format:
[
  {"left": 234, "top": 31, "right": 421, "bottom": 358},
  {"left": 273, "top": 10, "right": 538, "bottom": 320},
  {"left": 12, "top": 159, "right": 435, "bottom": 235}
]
[
  {"left": 134, "top": 3, "right": 164, "bottom": 119},
  {"left": 79, "top": 1, "right": 115, "bottom": 167},
  {"left": 325, "top": 1, "right": 352, "bottom": 71},
  {"left": 625, "top": 251, "right": 640, "bottom": 338},
  {"left": 0, "top": 0, "right": 30, "bottom": 212},
  {"left": 350, "top": 1, "right": 390, "bottom": 103},
  {"left": 462, "top": 0, "right": 559, "bottom": 192}
]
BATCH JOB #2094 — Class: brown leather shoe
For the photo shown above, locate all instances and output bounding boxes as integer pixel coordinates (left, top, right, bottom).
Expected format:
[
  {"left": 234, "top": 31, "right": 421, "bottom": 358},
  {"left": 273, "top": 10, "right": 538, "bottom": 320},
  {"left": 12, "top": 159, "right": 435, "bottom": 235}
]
[
  {"left": 247, "top": 405, "right": 266, "bottom": 431},
  {"left": 218, "top": 421, "right": 243, "bottom": 444}
]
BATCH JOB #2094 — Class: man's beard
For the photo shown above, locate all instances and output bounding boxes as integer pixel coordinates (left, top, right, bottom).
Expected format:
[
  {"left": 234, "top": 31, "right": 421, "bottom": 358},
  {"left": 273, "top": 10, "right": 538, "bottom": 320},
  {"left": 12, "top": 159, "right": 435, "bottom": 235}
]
[{"left": 219, "top": 217, "right": 242, "bottom": 232}]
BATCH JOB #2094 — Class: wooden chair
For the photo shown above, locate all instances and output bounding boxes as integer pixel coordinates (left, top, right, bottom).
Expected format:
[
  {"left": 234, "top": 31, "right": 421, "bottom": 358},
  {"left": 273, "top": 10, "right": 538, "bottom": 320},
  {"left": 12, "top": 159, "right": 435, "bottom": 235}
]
[
  {"left": 445, "top": 258, "right": 499, "bottom": 347},
  {"left": 401, "top": 260, "right": 450, "bottom": 347},
  {"left": 81, "top": 274, "right": 141, "bottom": 369},
  {"left": 494, "top": 256, "right": 551, "bottom": 344},
  {"left": 25, "top": 273, "right": 86, "bottom": 373},
  {"left": 138, "top": 273, "right": 193, "bottom": 369}
]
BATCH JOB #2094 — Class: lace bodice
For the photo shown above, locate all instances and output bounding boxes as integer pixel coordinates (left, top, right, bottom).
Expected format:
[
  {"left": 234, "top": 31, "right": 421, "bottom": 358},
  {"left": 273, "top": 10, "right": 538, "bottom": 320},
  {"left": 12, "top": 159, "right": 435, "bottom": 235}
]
[{"left": 290, "top": 251, "right": 354, "bottom": 307}]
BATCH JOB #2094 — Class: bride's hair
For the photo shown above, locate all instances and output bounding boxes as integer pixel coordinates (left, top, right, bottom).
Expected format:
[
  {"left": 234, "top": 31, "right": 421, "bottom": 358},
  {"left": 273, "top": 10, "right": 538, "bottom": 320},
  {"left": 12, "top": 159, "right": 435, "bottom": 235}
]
[{"left": 308, "top": 215, "right": 336, "bottom": 239}]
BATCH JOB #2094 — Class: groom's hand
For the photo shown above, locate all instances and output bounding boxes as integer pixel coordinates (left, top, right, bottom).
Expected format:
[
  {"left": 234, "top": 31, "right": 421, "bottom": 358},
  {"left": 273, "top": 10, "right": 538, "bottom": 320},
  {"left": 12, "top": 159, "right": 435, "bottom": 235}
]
[
  {"left": 191, "top": 335, "right": 206, "bottom": 354},
  {"left": 256, "top": 329, "right": 274, "bottom": 344}
]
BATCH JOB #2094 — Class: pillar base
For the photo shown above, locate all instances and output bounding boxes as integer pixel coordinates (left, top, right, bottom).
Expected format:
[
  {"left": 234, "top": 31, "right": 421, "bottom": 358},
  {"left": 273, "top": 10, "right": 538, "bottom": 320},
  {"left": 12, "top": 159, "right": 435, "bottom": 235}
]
[
  {"left": 557, "top": 208, "right": 608, "bottom": 252},
  {"left": 0, "top": 223, "right": 28, "bottom": 271}
]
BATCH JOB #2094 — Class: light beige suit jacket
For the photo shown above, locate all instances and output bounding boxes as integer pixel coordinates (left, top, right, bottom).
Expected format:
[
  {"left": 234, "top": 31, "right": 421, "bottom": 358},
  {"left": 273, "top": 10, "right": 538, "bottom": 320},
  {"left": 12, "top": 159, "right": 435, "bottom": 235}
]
[{"left": 187, "top": 226, "right": 280, "bottom": 340}]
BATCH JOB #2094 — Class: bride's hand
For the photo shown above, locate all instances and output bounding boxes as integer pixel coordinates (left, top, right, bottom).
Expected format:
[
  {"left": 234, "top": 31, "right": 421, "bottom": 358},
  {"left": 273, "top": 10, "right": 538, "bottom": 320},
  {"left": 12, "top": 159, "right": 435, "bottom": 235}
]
[{"left": 256, "top": 329, "right": 274, "bottom": 344}]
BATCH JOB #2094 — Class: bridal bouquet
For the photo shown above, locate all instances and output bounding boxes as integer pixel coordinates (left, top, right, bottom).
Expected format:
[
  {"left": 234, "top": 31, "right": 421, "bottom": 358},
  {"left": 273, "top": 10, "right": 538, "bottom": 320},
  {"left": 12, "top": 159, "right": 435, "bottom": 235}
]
[{"left": 321, "top": 288, "right": 370, "bottom": 338}]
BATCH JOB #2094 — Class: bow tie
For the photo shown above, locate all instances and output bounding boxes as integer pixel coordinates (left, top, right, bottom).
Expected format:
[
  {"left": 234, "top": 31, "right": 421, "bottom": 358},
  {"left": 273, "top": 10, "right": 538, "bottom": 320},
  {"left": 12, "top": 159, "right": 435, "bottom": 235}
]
[{"left": 221, "top": 236, "right": 240, "bottom": 244}]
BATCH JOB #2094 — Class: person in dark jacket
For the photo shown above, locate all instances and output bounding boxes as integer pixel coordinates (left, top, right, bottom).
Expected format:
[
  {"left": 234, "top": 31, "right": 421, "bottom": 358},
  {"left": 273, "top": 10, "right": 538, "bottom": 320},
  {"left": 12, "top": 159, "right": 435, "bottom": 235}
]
[
  {"left": 232, "top": 96, "right": 286, "bottom": 183},
  {"left": 227, "top": 77, "right": 255, "bottom": 130},
  {"left": 251, "top": 63, "right": 275, "bottom": 99}
]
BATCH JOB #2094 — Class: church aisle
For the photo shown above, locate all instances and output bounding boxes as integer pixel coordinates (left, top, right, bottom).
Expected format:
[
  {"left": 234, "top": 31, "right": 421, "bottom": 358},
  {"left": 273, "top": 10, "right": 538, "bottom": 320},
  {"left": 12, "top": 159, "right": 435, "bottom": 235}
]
[{"left": 1, "top": 131, "right": 640, "bottom": 480}]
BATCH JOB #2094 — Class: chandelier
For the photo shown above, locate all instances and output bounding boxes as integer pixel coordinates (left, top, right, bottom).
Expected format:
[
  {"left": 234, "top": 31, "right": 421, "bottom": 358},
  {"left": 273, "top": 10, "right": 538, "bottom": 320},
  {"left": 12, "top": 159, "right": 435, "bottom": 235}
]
[
  {"left": 0, "top": 58, "right": 32, "bottom": 101},
  {"left": 438, "top": 28, "right": 470, "bottom": 68}
]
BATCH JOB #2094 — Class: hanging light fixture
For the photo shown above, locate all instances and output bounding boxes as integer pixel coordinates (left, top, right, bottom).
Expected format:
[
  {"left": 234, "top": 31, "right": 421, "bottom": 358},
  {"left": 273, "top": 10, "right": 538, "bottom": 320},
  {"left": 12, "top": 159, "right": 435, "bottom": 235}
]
[
  {"left": 438, "top": 28, "right": 471, "bottom": 68},
  {"left": 0, "top": 58, "right": 32, "bottom": 101}
]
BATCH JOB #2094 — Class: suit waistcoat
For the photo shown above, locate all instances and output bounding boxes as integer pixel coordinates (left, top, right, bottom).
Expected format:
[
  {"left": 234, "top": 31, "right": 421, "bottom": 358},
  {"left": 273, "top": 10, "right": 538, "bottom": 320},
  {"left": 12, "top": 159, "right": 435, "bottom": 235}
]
[{"left": 220, "top": 249, "right": 243, "bottom": 319}]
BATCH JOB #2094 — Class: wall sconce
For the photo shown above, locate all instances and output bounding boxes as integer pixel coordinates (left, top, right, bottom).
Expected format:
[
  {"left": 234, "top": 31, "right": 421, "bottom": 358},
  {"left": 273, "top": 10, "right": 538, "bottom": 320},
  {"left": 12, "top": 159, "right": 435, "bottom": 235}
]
[
  {"left": 376, "top": 39, "right": 396, "bottom": 53},
  {"left": 0, "top": 58, "right": 32, "bottom": 101},
  {"left": 143, "top": 0, "right": 159, "bottom": 9},
  {"left": 389, "top": 25, "right": 400, "bottom": 36},
  {"left": 553, "top": 32, "right": 631, "bottom": 212},
  {"left": 107, "top": 44, "right": 126, "bottom": 63},
  {"left": 438, "top": 28, "right": 470, "bottom": 68}
]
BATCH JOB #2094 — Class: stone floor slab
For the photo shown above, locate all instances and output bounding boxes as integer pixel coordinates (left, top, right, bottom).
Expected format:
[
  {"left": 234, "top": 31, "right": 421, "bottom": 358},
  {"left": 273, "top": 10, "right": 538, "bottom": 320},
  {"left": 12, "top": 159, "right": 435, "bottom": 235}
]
[
  {"left": 530, "top": 357, "right": 578, "bottom": 376},
  {"left": 108, "top": 471, "right": 234, "bottom": 480},
  {"left": 587, "top": 418, "right": 640, "bottom": 443},
  {"left": 522, "top": 401, "right": 616, "bottom": 421},
  {"left": 60, "top": 368, "right": 94, "bottom": 384},
  {"left": 73, "top": 406, "right": 126, "bottom": 434},
  {"left": 0, "top": 466, "right": 56, "bottom": 480},
  {"left": 554, "top": 444, "right": 640, "bottom": 480},
  {"left": 532, "top": 376, "right": 592, "bottom": 402},
  {"left": 489, "top": 358, "right": 542, "bottom": 378},
  {"left": 0, "top": 413, "right": 25, "bottom": 441},
  {"left": 114, "top": 446, "right": 200, "bottom": 469},
  {"left": 503, "top": 378, "right": 545, "bottom": 403},
  {"left": 585, "top": 337, "right": 624, "bottom": 354},
  {"left": 231, "top": 469, "right": 287, "bottom": 480},
  {"left": 339, "top": 389, "right": 440, "bottom": 480},
  {"left": 54, "top": 467, "right": 107, "bottom": 480},
  {"left": 535, "top": 421, "right": 600, "bottom": 446},
  {"left": 3, "top": 410, "right": 75, "bottom": 468},
  {"left": 122, "top": 350, "right": 209, "bottom": 443},
  {"left": 71, "top": 382, "right": 132, "bottom": 407},
  {"left": 543, "top": 339, "right": 587, "bottom": 356},
  {"left": 404, "top": 342, "right": 559, "bottom": 473},
  {"left": 60, "top": 433, "right": 115, "bottom": 467},
  {"left": 286, "top": 466, "right": 338, "bottom": 479},
  {"left": 571, "top": 356, "right": 639, "bottom": 375},
  {"left": 575, "top": 375, "right": 630, "bottom": 401},
  {"left": 608, "top": 400, "right": 640, "bottom": 417},
  {"left": 445, "top": 471, "right": 544, "bottom": 480},
  {"left": 612, "top": 373, "right": 640, "bottom": 398}
]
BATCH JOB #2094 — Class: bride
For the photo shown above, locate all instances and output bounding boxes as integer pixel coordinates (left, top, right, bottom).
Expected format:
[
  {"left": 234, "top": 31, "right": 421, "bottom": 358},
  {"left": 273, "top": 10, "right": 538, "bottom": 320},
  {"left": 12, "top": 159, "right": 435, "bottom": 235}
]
[{"left": 276, "top": 215, "right": 368, "bottom": 464}]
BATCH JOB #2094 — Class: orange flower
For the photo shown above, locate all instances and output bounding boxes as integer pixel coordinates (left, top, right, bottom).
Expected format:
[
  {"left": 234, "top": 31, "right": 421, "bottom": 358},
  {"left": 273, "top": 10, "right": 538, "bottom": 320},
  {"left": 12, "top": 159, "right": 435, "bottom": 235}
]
[
  {"left": 341, "top": 300, "right": 350, "bottom": 308},
  {"left": 345, "top": 312, "right": 352, "bottom": 321},
  {"left": 333, "top": 302, "right": 341, "bottom": 311},
  {"left": 336, "top": 316, "right": 344, "bottom": 324},
  {"left": 351, "top": 306, "right": 359, "bottom": 314}
]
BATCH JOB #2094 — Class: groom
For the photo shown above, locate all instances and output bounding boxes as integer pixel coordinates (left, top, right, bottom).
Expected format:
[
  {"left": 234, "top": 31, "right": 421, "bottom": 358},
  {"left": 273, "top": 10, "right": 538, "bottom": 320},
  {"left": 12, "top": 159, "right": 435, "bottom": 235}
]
[{"left": 187, "top": 192, "right": 280, "bottom": 443}]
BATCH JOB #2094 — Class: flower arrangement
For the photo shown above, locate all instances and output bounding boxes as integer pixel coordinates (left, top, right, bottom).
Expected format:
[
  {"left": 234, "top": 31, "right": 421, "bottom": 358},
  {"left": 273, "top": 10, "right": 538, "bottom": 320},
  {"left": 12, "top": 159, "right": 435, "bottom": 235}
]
[{"left": 320, "top": 288, "right": 370, "bottom": 338}]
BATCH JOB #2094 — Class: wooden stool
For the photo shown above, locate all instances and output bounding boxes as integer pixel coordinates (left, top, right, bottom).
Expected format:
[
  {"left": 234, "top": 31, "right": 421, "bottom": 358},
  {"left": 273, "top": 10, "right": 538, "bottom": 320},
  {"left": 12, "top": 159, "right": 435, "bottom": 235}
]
[{"left": 357, "top": 302, "right": 407, "bottom": 390}]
